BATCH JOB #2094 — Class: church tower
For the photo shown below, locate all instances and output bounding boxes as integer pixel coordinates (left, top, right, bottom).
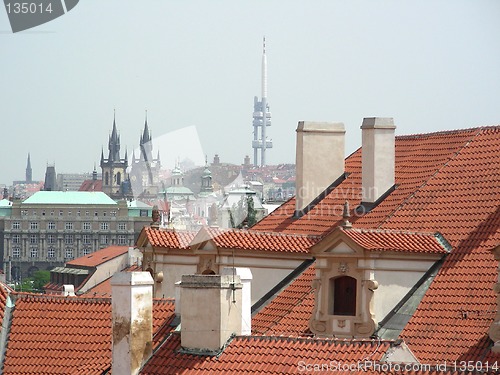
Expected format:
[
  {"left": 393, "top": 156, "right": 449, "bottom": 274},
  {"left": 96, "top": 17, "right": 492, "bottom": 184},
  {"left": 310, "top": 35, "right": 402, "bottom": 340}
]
[
  {"left": 100, "top": 112, "right": 128, "bottom": 199},
  {"left": 25, "top": 153, "right": 32, "bottom": 183},
  {"left": 130, "top": 112, "right": 161, "bottom": 198}
]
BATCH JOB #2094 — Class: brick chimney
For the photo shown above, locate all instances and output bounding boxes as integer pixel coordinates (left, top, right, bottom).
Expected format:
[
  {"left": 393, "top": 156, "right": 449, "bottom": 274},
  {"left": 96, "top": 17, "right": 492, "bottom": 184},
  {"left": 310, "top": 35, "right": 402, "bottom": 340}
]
[
  {"left": 111, "top": 271, "right": 154, "bottom": 375},
  {"left": 180, "top": 274, "right": 242, "bottom": 354},
  {"left": 360, "top": 117, "right": 396, "bottom": 207},
  {"left": 295, "top": 121, "right": 345, "bottom": 215}
]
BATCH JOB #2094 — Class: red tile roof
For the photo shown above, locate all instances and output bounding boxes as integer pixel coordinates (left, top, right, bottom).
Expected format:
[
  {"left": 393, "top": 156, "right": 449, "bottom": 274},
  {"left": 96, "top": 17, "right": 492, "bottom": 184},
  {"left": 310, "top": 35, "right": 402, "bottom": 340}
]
[
  {"left": 252, "top": 126, "right": 500, "bottom": 363},
  {"left": 339, "top": 228, "right": 451, "bottom": 254},
  {"left": 142, "top": 226, "right": 321, "bottom": 254},
  {"left": 141, "top": 334, "right": 392, "bottom": 374},
  {"left": 252, "top": 265, "right": 316, "bottom": 336},
  {"left": 2, "top": 293, "right": 175, "bottom": 375},
  {"left": 66, "top": 245, "right": 129, "bottom": 267},
  {"left": 78, "top": 179, "right": 102, "bottom": 192},
  {"left": 141, "top": 227, "right": 195, "bottom": 249},
  {"left": 201, "top": 227, "right": 320, "bottom": 253}
]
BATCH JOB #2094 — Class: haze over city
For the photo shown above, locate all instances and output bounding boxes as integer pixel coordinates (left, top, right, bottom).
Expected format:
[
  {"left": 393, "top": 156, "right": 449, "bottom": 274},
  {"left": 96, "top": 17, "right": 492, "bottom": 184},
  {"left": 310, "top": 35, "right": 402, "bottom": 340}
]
[{"left": 1, "top": 0, "right": 499, "bottom": 186}]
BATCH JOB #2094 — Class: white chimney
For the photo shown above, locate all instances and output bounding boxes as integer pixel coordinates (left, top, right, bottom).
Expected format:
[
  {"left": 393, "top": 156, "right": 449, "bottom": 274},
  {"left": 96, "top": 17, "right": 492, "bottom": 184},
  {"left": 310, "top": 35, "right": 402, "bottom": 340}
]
[
  {"left": 180, "top": 274, "right": 242, "bottom": 354},
  {"left": 222, "top": 267, "right": 252, "bottom": 335},
  {"left": 111, "top": 271, "right": 154, "bottom": 375},
  {"left": 361, "top": 117, "right": 396, "bottom": 205},
  {"left": 295, "top": 121, "right": 345, "bottom": 215}
]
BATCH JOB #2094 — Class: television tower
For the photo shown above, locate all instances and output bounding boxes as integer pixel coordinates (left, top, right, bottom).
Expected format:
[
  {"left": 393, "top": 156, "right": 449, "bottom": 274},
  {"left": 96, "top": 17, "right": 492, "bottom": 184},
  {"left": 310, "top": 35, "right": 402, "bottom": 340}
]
[{"left": 252, "top": 37, "right": 273, "bottom": 167}]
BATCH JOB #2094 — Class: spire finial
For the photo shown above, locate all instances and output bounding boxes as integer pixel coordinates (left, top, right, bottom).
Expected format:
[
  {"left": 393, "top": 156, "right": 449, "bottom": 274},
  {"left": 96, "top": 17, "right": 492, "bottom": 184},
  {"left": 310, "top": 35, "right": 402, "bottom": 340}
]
[{"left": 263, "top": 36, "right": 266, "bottom": 54}]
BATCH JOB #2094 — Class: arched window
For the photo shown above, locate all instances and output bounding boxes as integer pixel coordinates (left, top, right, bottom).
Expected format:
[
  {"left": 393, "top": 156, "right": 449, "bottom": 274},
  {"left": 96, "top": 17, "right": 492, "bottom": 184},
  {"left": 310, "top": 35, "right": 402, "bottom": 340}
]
[
  {"left": 202, "top": 269, "right": 216, "bottom": 275},
  {"left": 105, "top": 172, "right": 109, "bottom": 186},
  {"left": 329, "top": 276, "right": 357, "bottom": 316},
  {"left": 116, "top": 172, "right": 121, "bottom": 185}
]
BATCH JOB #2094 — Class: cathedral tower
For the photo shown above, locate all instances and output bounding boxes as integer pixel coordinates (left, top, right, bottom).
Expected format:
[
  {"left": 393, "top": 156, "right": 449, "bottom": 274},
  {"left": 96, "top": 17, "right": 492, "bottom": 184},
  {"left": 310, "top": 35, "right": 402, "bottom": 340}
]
[{"left": 100, "top": 112, "right": 128, "bottom": 199}]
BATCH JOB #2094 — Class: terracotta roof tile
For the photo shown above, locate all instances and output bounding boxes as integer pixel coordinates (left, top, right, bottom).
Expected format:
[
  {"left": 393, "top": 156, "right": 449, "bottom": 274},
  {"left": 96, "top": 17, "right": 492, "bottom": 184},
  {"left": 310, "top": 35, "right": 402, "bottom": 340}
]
[
  {"left": 340, "top": 228, "right": 451, "bottom": 254},
  {"left": 144, "top": 226, "right": 320, "bottom": 254},
  {"left": 2, "top": 294, "right": 175, "bottom": 375},
  {"left": 143, "top": 227, "right": 195, "bottom": 249},
  {"left": 252, "top": 126, "right": 500, "bottom": 363},
  {"left": 141, "top": 334, "right": 392, "bottom": 374},
  {"left": 66, "top": 245, "right": 129, "bottom": 267}
]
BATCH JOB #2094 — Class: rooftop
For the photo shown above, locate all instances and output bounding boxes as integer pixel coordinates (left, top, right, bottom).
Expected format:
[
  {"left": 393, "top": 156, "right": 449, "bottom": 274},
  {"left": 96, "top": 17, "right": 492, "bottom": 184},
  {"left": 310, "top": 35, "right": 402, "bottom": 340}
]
[{"left": 22, "top": 191, "right": 117, "bottom": 205}]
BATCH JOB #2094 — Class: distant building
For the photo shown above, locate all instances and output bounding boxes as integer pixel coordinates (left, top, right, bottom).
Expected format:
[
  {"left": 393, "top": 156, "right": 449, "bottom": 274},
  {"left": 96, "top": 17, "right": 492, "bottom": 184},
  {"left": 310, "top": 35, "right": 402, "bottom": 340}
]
[
  {"left": 43, "top": 164, "right": 57, "bottom": 191},
  {"left": 129, "top": 115, "right": 161, "bottom": 199},
  {"left": 57, "top": 172, "right": 99, "bottom": 191},
  {"left": 44, "top": 245, "right": 142, "bottom": 295},
  {"left": 100, "top": 113, "right": 129, "bottom": 200},
  {"left": 0, "top": 191, "right": 151, "bottom": 281}
]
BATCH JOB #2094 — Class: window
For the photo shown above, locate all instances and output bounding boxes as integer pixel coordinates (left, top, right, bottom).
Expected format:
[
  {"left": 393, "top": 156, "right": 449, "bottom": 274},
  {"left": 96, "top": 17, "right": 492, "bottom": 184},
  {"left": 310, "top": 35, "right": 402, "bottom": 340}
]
[
  {"left": 65, "top": 222, "right": 73, "bottom": 230},
  {"left": 110, "top": 210, "right": 117, "bottom": 217},
  {"left": 30, "top": 234, "right": 38, "bottom": 244},
  {"left": 12, "top": 235, "right": 20, "bottom": 244},
  {"left": 77, "top": 210, "right": 81, "bottom": 216},
  {"left": 85, "top": 210, "right": 90, "bottom": 216},
  {"left": 82, "top": 234, "right": 91, "bottom": 245},
  {"left": 65, "top": 248, "right": 73, "bottom": 259},
  {"left": 50, "top": 210, "right": 54, "bottom": 216},
  {"left": 42, "top": 210, "right": 46, "bottom": 216},
  {"left": 68, "top": 211, "right": 72, "bottom": 216},
  {"left": 100, "top": 222, "right": 109, "bottom": 230},
  {"left": 64, "top": 235, "right": 74, "bottom": 245},
  {"left": 47, "top": 234, "right": 56, "bottom": 244},
  {"left": 32, "top": 210, "right": 37, "bottom": 216},
  {"left": 30, "top": 222, "right": 38, "bottom": 230},
  {"left": 118, "top": 235, "right": 128, "bottom": 245},
  {"left": 12, "top": 247, "right": 20, "bottom": 258},
  {"left": 329, "top": 276, "right": 357, "bottom": 316},
  {"left": 47, "top": 248, "right": 55, "bottom": 258},
  {"left": 94, "top": 211, "right": 98, "bottom": 217},
  {"left": 83, "top": 248, "right": 92, "bottom": 256},
  {"left": 12, "top": 221, "right": 20, "bottom": 229},
  {"left": 30, "top": 248, "right": 38, "bottom": 258},
  {"left": 103, "top": 211, "right": 107, "bottom": 217},
  {"left": 48, "top": 222, "right": 56, "bottom": 230},
  {"left": 21, "top": 210, "right": 28, "bottom": 216},
  {"left": 140, "top": 210, "right": 149, "bottom": 217},
  {"left": 83, "top": 222, "right": 91, "bottom": 230},
  {"left": 59, "top": 210, "right": 63, "bottom": 216},
  {"left": 118, "top": 222, "right": 127, "bottom": 231},
  {"left": 100, "top": 235, "right": 109, "bottom": 245}
]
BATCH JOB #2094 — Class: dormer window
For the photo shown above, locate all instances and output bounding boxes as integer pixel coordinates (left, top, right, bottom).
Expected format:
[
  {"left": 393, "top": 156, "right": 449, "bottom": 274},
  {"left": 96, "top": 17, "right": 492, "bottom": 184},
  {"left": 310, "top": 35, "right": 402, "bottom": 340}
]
[
  {"left": 330, "top": 276, "right": 357, "bottom": 316},
  {"left": 309, "top": 227, "right": 449, "bottom": 339}
]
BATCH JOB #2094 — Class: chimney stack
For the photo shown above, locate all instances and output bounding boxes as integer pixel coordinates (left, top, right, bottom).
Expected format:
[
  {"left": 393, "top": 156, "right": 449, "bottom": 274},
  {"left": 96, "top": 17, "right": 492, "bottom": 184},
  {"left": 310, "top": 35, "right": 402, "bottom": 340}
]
[
  {"left": 111, "top": 271, "right": 154, "bottom": 375},
  {"left": 295, "top": 122, "right": 345, "bottom": 215},
  {"left": 180, "top": 274, "right": 242, "bottom": 354},
  {"left": 360, "top": 117, "right": 396, "bottom": 206},
  {"left": 222, "top": 267, "right": 252, "bottom": 335}
]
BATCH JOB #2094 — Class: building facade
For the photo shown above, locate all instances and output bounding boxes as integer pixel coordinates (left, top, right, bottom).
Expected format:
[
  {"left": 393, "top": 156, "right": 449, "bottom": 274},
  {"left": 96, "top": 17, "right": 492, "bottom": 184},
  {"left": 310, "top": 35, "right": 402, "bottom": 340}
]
[{"left": 0, "top": 191, "right": 151, "bottom": 281}]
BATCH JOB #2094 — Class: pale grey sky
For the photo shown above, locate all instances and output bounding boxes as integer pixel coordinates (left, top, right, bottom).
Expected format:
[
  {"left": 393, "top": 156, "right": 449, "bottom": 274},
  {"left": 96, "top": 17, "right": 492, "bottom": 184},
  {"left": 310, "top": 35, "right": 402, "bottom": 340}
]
[{"left": 1, "top": 0, "right": 500, "bottom": 185}]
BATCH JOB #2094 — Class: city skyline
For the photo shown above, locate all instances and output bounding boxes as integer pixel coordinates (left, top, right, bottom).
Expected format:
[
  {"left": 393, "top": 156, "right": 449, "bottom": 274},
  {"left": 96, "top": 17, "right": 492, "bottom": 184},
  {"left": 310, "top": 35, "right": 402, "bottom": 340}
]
[{"left": 1, "top": 1, "right": 500, "bottom": 185}]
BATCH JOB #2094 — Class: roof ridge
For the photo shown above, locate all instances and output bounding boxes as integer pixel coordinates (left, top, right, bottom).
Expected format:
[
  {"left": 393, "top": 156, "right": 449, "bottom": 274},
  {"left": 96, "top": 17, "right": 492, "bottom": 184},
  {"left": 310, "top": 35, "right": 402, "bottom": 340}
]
[
  {"left": 348, "top": 227, "right": 440, "bottom": 236},
  {"left": 395, "top": 125, "right": 498, "bottom": 140},
  {"left": 13, "top": 292, "right": 111, "bottom": 303},
  {"left": 377, "top": 127, "right": 485, "bottom": 228},
  {"left": 234, "top": 335, "right": 394, "bottom": 344}
]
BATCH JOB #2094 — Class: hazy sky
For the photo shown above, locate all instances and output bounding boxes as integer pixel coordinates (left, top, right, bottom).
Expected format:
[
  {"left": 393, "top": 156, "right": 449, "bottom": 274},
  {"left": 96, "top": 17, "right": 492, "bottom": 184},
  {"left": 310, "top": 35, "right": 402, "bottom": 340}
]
[{"left": 1, "top": 1, "right": 500, "bottom": 186}]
